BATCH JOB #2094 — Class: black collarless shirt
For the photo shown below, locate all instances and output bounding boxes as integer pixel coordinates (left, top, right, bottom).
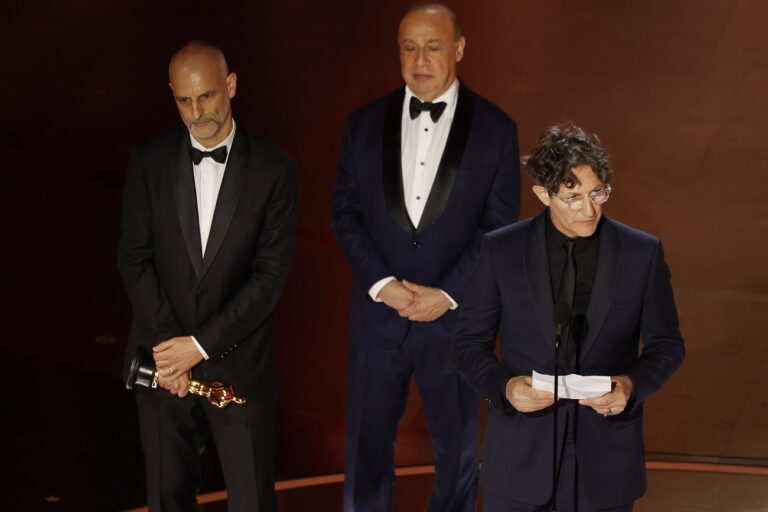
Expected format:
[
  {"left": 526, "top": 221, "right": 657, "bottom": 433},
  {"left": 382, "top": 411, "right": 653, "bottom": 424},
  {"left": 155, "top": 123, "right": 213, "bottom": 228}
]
[{"left": 545, "top": 211, "right": 602, "bottom": 362}]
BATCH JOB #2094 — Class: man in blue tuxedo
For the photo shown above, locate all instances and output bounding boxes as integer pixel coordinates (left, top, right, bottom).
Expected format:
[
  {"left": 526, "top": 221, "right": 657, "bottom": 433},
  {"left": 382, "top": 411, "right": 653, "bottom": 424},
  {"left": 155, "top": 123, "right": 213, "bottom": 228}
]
[
  {"left": 331, "top": 4, "right": 520, "bottom": 511},
  {"left": 451, "top": 122, "right": 685, "bottom": 511}
]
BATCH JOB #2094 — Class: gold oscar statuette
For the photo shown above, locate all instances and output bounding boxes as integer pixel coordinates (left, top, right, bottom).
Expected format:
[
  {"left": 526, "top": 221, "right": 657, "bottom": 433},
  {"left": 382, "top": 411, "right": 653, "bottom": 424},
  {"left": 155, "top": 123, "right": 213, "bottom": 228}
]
[{"left": 127, "top": 347, "right": 247, "bottom": 408}]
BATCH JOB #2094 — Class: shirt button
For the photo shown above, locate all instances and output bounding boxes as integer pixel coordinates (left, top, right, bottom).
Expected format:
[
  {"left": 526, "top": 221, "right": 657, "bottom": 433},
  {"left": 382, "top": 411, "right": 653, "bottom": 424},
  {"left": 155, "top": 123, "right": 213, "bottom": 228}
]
[
  {"left": 416, "top": 196, "right": 421, "bottom": 200},
  {"left": 420, "top": 161, "right": 425, "bottom": 166},
  {"left": 424, "top": 128, "right": 428, "bottom": 132},
  {"left": 412, "top": 241, "right": 420, "bottom": 248}
]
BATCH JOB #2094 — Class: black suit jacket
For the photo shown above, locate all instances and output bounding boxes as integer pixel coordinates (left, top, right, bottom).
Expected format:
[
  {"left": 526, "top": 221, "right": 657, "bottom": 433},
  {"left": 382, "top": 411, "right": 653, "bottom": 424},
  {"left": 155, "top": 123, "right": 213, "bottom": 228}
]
[
  {"left": 451, "top": 212, "right": 685, "bottom": 508},
  {"left": 118, "top": 124, "right": 298, "bottom": 396}
]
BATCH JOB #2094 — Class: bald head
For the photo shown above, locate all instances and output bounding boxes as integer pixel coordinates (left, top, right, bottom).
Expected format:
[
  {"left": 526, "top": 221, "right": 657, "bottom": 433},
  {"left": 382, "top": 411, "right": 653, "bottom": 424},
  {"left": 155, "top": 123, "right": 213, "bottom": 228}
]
[
  {"left": 168, "top": 41, "right": 237, "bottom": 148},
  {"left": 169, "top": 40, "right": 229, "bottom": 78},
  {"left": 403, "top": 3, "right": 461, "bottom": 40}
]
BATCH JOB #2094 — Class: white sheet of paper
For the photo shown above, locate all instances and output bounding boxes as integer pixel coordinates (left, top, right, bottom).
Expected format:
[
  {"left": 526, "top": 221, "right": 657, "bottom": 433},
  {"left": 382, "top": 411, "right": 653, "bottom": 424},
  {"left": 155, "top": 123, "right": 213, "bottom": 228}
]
[{"left": 531, "top": 371, "right": 611, "bottom": 399}]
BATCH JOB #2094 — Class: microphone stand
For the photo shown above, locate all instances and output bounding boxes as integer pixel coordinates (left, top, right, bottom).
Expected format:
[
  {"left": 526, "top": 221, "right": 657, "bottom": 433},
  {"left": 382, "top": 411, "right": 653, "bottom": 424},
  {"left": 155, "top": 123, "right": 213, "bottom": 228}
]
[
  {"left": 551, "top": 324, "right": 562, "bottom": 512},
  {"left": 551, "top": 301, "right": 570, "bottom": 512}
]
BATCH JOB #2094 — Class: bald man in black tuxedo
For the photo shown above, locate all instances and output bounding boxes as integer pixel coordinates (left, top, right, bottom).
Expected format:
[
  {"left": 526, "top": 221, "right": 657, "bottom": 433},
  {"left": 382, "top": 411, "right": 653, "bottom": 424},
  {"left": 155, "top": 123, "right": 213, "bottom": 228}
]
[{"left": 118, "top": 41, "right": 297, "bottom": 512}]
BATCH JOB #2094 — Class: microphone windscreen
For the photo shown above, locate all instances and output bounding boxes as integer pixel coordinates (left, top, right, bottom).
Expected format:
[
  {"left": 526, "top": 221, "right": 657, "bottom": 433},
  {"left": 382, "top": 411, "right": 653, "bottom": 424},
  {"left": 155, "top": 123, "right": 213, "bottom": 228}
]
[{"left": 553, "top": 300, "right": 571, "bottom": 327}]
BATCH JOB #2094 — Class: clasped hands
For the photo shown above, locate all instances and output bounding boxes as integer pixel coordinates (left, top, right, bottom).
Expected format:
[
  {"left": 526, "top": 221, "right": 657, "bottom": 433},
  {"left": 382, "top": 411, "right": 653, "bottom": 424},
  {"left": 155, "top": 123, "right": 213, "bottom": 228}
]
[
  {"left": 377, "top": 279, "right": 452, "bottom": 322},
  {"left": 152, "top": 336, "right": 204, "bottom": 398},
  {"left": 505, "top": 375, "right": 634, "bottom": 416}
]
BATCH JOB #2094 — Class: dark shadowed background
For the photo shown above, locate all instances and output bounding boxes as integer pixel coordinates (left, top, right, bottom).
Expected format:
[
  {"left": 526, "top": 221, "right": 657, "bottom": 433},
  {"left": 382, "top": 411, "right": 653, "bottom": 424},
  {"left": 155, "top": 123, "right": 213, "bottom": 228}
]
[{"left": 1, "top": 1, "right": 766, "bottom": 510}]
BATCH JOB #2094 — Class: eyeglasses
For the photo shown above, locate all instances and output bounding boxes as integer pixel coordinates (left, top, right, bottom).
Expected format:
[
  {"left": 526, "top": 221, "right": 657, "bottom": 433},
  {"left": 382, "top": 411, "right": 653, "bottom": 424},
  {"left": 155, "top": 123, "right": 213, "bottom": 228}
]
[{"left": 549, "top": 185, "right": 611, "bottom": 212}]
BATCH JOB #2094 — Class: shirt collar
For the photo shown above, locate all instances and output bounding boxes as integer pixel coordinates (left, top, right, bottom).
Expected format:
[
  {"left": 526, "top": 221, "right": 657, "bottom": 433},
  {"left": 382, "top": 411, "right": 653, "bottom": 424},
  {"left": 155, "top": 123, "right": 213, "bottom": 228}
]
[
  {"left": 189, "top": 118, "right": 237, "bottom": 153},
  {"left": 545, "top": 209, "right": 573, "bottom": 249},
  {"left": 405, "top": 78, "right": 459, "bottom": 111}
]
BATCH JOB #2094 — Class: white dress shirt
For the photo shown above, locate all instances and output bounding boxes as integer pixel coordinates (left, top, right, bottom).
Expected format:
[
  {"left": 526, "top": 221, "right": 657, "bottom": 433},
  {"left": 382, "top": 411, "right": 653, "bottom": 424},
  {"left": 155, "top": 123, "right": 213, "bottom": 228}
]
[
  {"left": 189, "top": 119, "right": 237, "bottom": 359},
  {"left": 401, "top": 79, "right": 459, "bottom": 226},
  {"left": 191, "top": 120, "right": 237, "bottom": 255},
  {"left": 368, "top": 81, "right": 460, "bottom": 309}
]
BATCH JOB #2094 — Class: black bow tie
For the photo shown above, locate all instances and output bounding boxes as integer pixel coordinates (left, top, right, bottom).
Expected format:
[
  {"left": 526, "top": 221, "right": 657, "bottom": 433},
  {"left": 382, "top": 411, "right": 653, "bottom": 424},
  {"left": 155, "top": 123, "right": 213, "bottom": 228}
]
[
  {"left": 190, "top": 146, "right": 228, "bottom": 165},
  {"left": 409, "top": 96, "right": 447, "bottom": 122}
]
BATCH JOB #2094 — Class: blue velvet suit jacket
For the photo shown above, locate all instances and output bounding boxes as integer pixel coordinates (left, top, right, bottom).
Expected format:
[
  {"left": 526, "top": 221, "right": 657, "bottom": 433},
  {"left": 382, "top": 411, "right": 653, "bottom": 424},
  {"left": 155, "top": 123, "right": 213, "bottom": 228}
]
[
  {"left": 451, "top": 212, "right": 685, "bottom": 508},
  {"left": 332, "top": 84, "right": 520, "bottom": 348}
]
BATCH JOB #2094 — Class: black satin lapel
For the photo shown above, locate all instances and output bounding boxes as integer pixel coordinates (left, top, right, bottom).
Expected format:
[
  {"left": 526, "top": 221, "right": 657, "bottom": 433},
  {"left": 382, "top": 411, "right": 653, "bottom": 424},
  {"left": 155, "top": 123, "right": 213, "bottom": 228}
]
[
  {"left": 579, "top": 219, "right": 620, "bottom": 362},
  {"left": 199, "top": 127, "right": 247, "bottom": 282},
  {"left": 525, "top": 213, "right": 556, "bottom": 355},
  {"left": 382, "top": 87, "right": 413, "bottom": 233},
  {"left": 172, "top": 131, "right": 203, "bottom": 277},
  {"left": 416, "top": 83, "right": 474, "bottom": 234}
]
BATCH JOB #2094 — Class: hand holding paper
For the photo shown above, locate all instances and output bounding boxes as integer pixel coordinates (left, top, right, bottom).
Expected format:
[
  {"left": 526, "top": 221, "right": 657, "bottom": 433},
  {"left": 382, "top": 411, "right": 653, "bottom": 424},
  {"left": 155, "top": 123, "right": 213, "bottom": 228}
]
[
  {"left": 505, "top": 376, "right": 555, "bottom": 413},
  {"left": 579, "top": 375, "right": 634, "bottom": 416}
]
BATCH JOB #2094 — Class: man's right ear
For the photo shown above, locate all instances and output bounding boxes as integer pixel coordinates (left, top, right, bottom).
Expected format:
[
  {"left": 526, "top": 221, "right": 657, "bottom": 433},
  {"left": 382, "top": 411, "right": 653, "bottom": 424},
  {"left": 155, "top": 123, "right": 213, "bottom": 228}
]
[{"left": 532, "top": 185, "right": 551, "bottom": 206}]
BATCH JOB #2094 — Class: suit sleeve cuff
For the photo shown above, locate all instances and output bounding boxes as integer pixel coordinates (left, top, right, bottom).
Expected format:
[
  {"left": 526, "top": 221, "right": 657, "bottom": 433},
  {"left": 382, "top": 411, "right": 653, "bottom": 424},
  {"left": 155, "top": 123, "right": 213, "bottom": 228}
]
[
  {"left": 485, "top": 365, "right": 516, "bottom": 412},
  {"left": 369, "top": 276, "right": 396, "bottom": 302},
  {"left": 621, "top": 373, "right": 640, "bottom": 414},
  {"left": 439, "top": 289, "right": 458, "bottom": 310},
  {"left": 191, "top": 336, "right": 210, "bottom": 360}
]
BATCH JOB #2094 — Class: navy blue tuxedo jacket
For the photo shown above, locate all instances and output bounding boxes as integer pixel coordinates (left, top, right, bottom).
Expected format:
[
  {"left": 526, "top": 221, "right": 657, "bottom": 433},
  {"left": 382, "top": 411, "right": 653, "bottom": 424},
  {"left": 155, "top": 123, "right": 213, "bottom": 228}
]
[
  {"left": 332, "top": 84, "right": 520, "bottom": 347},
  {"left": 451, "top": 212, "right": 685, "bottom": 508}
]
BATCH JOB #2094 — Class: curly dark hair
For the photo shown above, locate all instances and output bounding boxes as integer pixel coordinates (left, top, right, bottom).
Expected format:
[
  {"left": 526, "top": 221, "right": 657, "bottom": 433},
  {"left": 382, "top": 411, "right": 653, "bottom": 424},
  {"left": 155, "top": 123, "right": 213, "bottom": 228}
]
[{"left": 524, "top": 122, "right": 613, "bottom": 192}]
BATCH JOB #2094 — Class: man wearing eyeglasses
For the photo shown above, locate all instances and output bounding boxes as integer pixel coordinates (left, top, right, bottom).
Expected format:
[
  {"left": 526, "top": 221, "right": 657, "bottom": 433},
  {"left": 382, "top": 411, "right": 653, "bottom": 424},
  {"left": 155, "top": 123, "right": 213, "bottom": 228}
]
[{"left": 451, "top": 122, "right": 685, "bottom": 511}]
